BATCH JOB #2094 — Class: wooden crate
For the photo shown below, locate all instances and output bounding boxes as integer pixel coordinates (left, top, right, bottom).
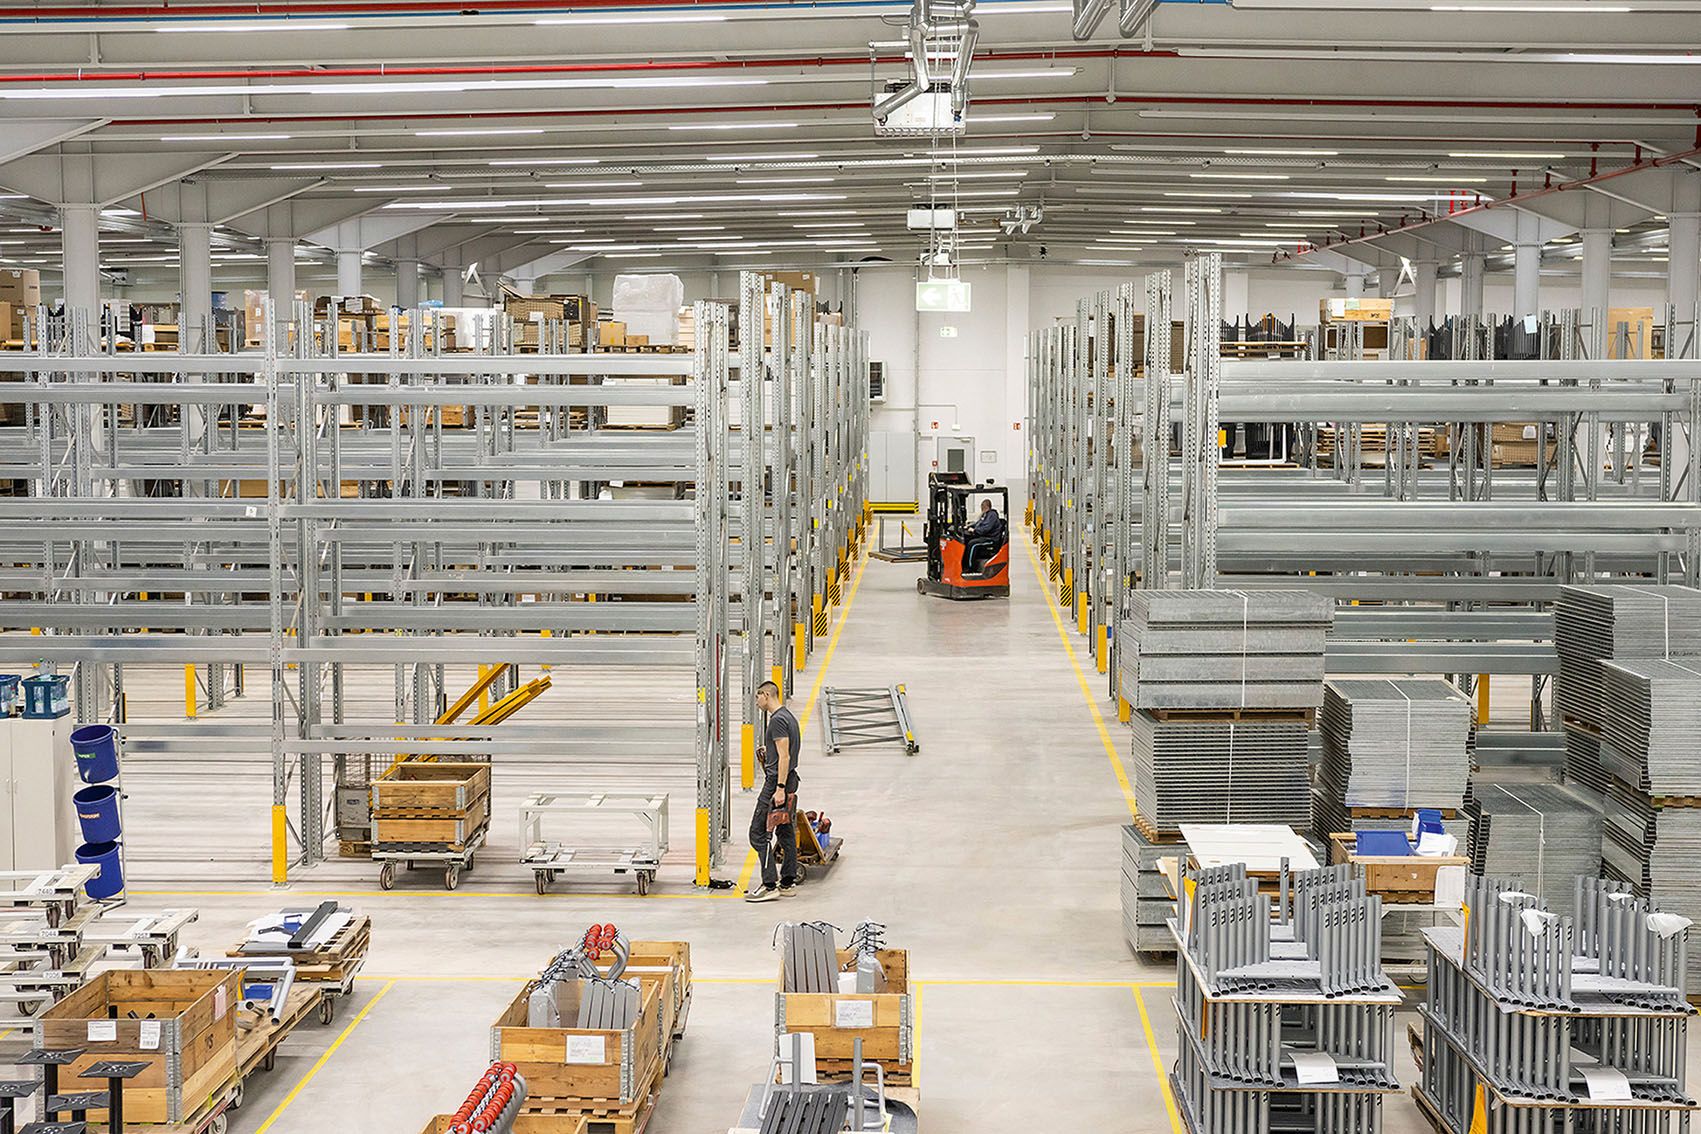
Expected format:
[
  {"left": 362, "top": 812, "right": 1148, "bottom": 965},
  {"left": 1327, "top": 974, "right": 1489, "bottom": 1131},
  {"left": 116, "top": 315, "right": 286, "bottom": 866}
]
[
  {"left": 372, "top": 761, "right": 490, "bottom": 812},
  {"left": 1328, "top": 832, "right": 1469, "bottom": 903},
  {"left": 37, "top": 969, "right": 241, "bottom": 1125},
  {"left": 492, "top": 977, "right": 664, "bottom": 1108},
  {"left": 625, "top": 940, "right": 692, "bottom": 1050},
  {"left": 775, "top": 947, "right": 912, "bottom": 1083},
  {"left": 421, "top": 1115, "right": 586, "bottom": 1134}
]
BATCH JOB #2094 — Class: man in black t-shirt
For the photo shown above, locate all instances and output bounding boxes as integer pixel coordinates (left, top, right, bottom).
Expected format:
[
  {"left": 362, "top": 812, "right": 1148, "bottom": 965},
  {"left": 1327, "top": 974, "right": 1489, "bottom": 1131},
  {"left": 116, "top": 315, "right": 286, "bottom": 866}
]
[{"left": 747, "top": 679, "right": 801, "bottom": 902}]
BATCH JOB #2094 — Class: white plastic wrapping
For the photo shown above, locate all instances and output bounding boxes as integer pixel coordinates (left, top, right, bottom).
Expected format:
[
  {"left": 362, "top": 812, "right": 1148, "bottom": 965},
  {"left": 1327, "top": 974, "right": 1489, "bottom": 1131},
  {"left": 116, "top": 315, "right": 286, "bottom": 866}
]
[{"left": 612, "top": 273, "right": 684, "bottom": 313}]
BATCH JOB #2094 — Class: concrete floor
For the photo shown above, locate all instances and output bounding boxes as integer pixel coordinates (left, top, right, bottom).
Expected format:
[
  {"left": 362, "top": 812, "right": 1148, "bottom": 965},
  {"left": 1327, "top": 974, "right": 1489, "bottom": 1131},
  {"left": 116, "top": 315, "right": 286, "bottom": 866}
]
[{"left": 7, "top": 523, "right": 1462, "bottom": 1134}]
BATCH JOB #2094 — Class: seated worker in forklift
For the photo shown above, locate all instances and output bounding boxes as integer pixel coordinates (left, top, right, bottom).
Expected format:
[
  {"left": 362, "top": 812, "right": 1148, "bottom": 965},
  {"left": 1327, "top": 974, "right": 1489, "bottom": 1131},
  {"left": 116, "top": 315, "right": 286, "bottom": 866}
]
[{"left": 962, "top": 497, "right": 1004, "bottom": 573}]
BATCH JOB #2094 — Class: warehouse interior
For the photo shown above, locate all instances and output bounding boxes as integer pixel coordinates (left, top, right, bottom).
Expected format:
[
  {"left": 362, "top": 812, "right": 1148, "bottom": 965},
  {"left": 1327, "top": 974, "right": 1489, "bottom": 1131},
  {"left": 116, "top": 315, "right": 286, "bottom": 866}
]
[{"left": 1, "top": 1, "right": 1700, "bottom": 1133}]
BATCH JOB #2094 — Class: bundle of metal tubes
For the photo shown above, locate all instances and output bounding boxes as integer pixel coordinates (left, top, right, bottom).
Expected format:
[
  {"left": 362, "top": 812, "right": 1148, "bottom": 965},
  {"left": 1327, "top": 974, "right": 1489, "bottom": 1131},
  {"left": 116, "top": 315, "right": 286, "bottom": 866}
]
[
  {"left": 446, "top": 1062, "right": 527, "bottom": 1134},
  {"left": 1416, "top": 876, "right": 1699, "bottom": 1134}
]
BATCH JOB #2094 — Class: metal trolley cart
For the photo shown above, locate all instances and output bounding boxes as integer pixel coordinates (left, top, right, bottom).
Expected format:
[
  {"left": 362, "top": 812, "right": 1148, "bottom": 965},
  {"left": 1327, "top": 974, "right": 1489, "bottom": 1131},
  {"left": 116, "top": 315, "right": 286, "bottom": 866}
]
[{"left": 520, "top": 792, "right": 669, "bottom": 895}]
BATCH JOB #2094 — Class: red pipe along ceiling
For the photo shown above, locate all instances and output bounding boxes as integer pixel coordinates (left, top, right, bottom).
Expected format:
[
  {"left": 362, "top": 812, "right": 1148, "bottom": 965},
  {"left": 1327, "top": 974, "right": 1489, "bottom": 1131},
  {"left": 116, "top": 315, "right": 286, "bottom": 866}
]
[{"left": 0, "top": 48, "right": 1157, "bottom": 85}]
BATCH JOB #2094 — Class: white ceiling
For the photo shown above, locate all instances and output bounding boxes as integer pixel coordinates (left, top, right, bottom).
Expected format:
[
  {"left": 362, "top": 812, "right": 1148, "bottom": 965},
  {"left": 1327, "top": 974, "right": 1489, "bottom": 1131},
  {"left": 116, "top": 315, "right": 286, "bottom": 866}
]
[{"left": 0, "top": 0, "right": 1696, "bottom": 285}]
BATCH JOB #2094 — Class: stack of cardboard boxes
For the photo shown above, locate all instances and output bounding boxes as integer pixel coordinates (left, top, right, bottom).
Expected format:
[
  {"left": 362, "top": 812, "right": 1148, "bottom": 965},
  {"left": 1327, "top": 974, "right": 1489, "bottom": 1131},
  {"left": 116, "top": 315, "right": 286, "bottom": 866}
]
[
  {"left": 0, "top": 268, "right": 41, "bottom": 343},
  {"left": 505, "top": 293, "right": 599, "bottom": 350}
]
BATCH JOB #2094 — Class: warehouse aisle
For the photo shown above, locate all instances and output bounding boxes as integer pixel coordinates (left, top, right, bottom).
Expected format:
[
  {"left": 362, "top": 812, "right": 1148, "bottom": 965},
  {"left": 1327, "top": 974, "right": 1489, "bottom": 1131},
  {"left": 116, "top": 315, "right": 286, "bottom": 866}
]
[{"left": 1, "top": 522, "right": 1442, "bottom": 1134}]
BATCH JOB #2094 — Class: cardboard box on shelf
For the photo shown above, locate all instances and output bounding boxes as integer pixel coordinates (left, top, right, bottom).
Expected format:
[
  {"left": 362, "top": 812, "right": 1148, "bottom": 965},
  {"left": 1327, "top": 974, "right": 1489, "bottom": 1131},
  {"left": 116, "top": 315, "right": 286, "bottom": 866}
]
[
  {"left": 596, "top": 320, "right": 627, "bottom": 348},
  {"left": 764, "top": 270, "right": 818, "bottom": 295},
  {"left": 0, "top": 268, "right": 41, "bottom": 310},
  {"left": 1321, "top": 296, "right": 1393, "bottom": 323},
  {"left": 505, "top": 296, "right": 566, "bottom": 322}
]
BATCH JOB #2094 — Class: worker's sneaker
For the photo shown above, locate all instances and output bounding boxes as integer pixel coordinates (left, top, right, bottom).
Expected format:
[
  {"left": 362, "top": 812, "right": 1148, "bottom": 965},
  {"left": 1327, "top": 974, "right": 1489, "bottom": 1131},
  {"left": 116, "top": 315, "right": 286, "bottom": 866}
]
[
  {"left": 745, "top": 884, "right": 779, "bottom": 903},
  {"left": 778, "top": 881, "right": 799, "bottom": 897}
]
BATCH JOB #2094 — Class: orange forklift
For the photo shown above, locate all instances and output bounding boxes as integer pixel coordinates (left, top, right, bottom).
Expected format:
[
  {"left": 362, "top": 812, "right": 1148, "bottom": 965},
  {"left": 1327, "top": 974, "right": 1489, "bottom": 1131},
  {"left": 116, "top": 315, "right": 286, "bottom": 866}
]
[{"left": 916, "top": 472, "right": 1010, "bottom": 600}]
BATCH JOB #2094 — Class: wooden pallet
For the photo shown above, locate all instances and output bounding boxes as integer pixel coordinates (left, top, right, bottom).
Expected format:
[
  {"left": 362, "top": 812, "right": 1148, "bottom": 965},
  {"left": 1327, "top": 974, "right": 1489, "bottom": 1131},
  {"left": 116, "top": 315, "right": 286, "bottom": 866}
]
[
  {"left": 1132, "top": 811, "right": 1185, "bottom": 845},
  {"left": 521, "top": 1066, "right": 659, "bottom": 1134},
  {"left": 1560, "top": 714, "right": 1604, "bottom": 739},
  {"left": 1347, "top": 806, "right": 1459, "bottom": 820},
  {"left": 1146, "top": 706, "right": 1317, "bottom": 724},
  {"left": 231, "top": 914, "right": 372, "bottom": 990},
  {"left": 813, "top": 1058, "right": 914, "bottom": 1087}
]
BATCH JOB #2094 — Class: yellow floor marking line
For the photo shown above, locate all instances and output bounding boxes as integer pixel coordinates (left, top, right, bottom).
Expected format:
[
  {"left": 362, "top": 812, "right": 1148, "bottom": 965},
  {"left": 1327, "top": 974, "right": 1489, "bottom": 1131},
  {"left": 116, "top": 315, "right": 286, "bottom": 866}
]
[
  {"left": 1020, "top": 525, "right": 1139, "bottom": 821},
  {"left": 135, "top": 887, "right": 727, "bottom": 902},
  {"left": 254, "top": 978, "right": 396, "bottom": 1134},
  {"left": 1133, "top": 985, "right": 1186, "bottom": 1134}
]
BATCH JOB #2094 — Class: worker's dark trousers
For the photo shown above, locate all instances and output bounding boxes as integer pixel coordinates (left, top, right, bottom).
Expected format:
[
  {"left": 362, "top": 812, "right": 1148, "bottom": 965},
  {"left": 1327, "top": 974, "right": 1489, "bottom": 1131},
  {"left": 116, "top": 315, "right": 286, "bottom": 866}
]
[{"left": 750, "top": 778, "right": 800, "bottom": 888}]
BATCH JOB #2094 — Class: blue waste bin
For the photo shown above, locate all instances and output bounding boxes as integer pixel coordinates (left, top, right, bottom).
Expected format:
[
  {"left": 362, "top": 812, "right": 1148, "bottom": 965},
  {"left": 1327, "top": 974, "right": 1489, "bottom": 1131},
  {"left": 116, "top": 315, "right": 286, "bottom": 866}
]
[
  {"left": 70, "top": 724, "right": 120, "bottom": 784},
  {"left": 21, "top": 674, "right": 69, "bottom": 719},
  {"left": 74, "top": 785, "right": 122, "bottom": 845},
  {"left": 76, "top": 840, "right": 125, "bottom": 901},
  {"left": 0, "top": 675, "right": 19, "bottom": 716}
]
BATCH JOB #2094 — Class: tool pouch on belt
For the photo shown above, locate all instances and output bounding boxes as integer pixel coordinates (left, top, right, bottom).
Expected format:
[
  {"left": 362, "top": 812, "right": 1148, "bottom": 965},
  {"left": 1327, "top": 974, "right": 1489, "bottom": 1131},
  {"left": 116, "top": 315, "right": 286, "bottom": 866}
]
[{"left": 767, "top": 792, "right": 797, "bottom": 832}]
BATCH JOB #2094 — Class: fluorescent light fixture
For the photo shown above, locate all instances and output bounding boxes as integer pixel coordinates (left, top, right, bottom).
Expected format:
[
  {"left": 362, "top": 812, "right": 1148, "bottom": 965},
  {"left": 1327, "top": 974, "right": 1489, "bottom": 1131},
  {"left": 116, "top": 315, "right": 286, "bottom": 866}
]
[
  {"left": 975, "top": 69, "right": 1080, "bottom": 79},
  {"left": 515, "top": 228, "right": 586, "bottom": 234},
  {"left": 1290, "top": 209, "right": 1381, "bottom": 216},
  {"left": 1553, "top": 52, "right": 1701, "bottom": 62},
  {"left": 1387, "top": 175, "right": 1489, "bottom": 183},
  {"left": 924, "top": 170, "right": 1028, "bottom": 180},
  {"left": 1116, "top": 229, "right": 1176, "bottom": 235},
  {"left": 271, "top": 161, "right": 381, "bottom": 170},
  {"left": 785, "top": 209, "right": 860, "bottom": 217},
  {"left": 656, "top": 225, "right": 725, "bottom": 232},
  {"left": 938, "top": 146, "right": 1042, "bottom": 156},
  {"left": 490, "top": 157, "right": 599, "bottom": 166},
  {"left": 970, "top": 114, "right": 1056, "bottom": 123},
  {"left": 101, "top": 208, "right": 140, "bottom": 217},
  {"left": 737, "top": 176, "right": 836, "bottom": 184},
  {"left": 805, "top": 231, "right": 869, "bottom": 238},
  {"left": 631, "top": 213, "right": 706, "bottom": 220},
  {"left": 1142, "top": 206, "right": 1223, "bottom": 213},
  {"left": 353, "top": 184, "right": 441, "bottom": 193},
  {"left": 668, "top": 122, "right": 798, "bottom": 131},
  {"left": 1163, "top": 191, "right": 1254, "bottom": 199},
  {"left": 705, "top": 152, "right": 821, "bottom": 162},
  {"left": 1448, "top": 150, "right": 1567, "bottom": 159},
  {"left": 797, "top": 221, "right": 868, "bottom": 228},
  {"left": 536, "top": 11, "right": 727, "bottom": 23},
  {"left": 1429, "top": 4, "right": 1629, "bottom": 11},
  {"left": 1190, "top": 172, "right": 1290, "bottom": 180},
  {"left": 940, "top": 189, "right": 1021, "bottom": 198},
  {"left": 542, "top": 180, "right": 644, "bottom": 188},
  {"left": 1282, "top": 191, "right": 1435, "bottom": 202},
  {"left": 418, "top": 127, "right": 545, "bottom": 137},
  {"left": 156, "top": 21, "right": 350, "bottom": 31},
  {"left": 161, "top": 133, "right": 290, "bottom": 141},
  {"left": 1223, "top": 147, "right": 1339, "bottom": 156}
]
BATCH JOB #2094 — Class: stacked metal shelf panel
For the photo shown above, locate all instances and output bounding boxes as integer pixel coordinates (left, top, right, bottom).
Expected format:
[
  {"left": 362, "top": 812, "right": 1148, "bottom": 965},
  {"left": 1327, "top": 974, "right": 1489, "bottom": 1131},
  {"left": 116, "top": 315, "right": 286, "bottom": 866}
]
[
  {"left": 1313, "top": 678, "right": 1475, "bottom": 844},
  {"left": 1117, "top": 589, "right": 1329, "bottom": 837},
  {"left": 1120, "top": 822, "right": 1186, "bottom": 955},
  {"left": 1555, "top": 584, "right": 1701, "bottom": 730},
  {"left": 1415, "top": 876, "right": 1697, "bottom": 1134},
  {"left": 1599, "top": 658, "right": 1701, "bottom": 796},
  {"left": 1464, "top": 783, "right": 1603, "bottom": 919},
  {"left": 1171, "top": 862, "right": 1402, "bottom": 1134}
]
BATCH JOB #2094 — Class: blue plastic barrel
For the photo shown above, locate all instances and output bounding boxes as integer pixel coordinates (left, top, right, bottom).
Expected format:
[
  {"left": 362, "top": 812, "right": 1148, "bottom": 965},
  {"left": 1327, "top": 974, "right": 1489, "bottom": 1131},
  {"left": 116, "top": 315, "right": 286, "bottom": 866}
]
[
  {"left": 74, "top": 785, "right": 122, "bottom": 844},
  {"left": 75, "top": 840, "right": 125, "bottom": 901},
  {"left": 70, "top": 724, "right": 120, "bottom": 783},
  {"left": 21, "top": 674, "right": 69, "bottom": 719},
  {"left": 0, "top": 674, "right": 18, "bottom": 716}
]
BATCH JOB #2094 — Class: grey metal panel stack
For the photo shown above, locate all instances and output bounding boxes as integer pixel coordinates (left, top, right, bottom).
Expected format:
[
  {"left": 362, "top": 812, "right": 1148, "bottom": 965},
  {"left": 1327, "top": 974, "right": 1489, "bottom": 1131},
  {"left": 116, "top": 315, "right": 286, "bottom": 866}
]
[
  {"left": 1129, "top": 712, "right": 1312, "bottom": 835},
  {"left": 1313, "top": 678, "right": 1474, "bottom": 843},
  {"left": 1600, "top": 781, "right": 1701, "bottom": 993},
  {"left": 1416, "top": 877, "right": 1697, "bottom": 1134},
  {"left": 1120, "top": 823, "right": 1185, "bottom": 955},
  {"left": 1171, "top": 862, "right": 1402, "bottom": 1134},
  {"left": 1554, "top": 584, "right": 1701, "bottom": 730},
  {"left": 1562, "top": 728, "right": 1611, "bottom": 796},
  {"left": 1600, "top": 658, "right": 1701, "bottom": 796},
  {"left": 1464, "top": 783, "right": 1603, "bottom": 920},
  {"left": 1117, "top": 589, "right": 1333, "bottom": 711}
]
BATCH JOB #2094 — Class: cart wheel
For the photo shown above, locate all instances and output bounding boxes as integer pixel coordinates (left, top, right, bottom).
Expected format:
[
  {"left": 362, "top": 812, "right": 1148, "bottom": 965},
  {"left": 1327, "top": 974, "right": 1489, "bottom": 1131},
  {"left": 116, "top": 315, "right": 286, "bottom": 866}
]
[
  {"left": 797, "top": 863, "right": 809, "bottom": 882},
  {"left": 230, "top": 1078, "right": 245, "bottom": 1109},
  {"left": 534, "top": 872, "right": 548, "bottom": 896},
  {"left": 444, "top": 864, "right": 460, "bottom": 890},
  {"left": 318, "top": 996, "right": 335, "bottom": 1025},
  {"left": 209, "top": 1113, "right": 228, "bottom": 1134},
  {"left": 45, "top": 905, "right": 60, "bottom": 928},
  {"left": 915, "top": 578, "right": 924, "bottom": 594},
  {"left": 17, "top": 999, "right": 41, "bottom": 1019},
  {"left": 550, "top": 870, "right": 561, "bottom": 882},
  {"left": 378, "top": 863, "right": 395, "bottom": 890},
  {"left": 636, "top": 872, "right": 651, "bottom": 896}
]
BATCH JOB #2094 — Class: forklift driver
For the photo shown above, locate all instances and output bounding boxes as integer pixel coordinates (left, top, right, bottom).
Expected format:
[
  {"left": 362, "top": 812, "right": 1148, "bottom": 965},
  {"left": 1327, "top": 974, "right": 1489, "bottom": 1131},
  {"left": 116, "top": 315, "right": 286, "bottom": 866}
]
[{"left": 963, "top": 498, "right": 1003, "bottom": 573}]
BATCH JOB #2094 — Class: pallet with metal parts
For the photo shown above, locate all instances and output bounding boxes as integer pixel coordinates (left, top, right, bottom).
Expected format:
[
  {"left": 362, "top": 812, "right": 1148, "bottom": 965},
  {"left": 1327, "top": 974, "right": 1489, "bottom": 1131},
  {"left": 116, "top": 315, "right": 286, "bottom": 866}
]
[
  {"left": 729, "top": 1035, "right": 920, "bottom": 1134},
  {"left": 1412, "top": 875, "right": 1698, "bottom": 1134},
  {"left": 1170, "top": 860, "right": 1404, "bottom": 1134},
  {"left": 775, "top": 921, "right": 913, "bottom": 1089},
  {"left": 227, "top": 903, "right": 371, "bottom": 1000}
]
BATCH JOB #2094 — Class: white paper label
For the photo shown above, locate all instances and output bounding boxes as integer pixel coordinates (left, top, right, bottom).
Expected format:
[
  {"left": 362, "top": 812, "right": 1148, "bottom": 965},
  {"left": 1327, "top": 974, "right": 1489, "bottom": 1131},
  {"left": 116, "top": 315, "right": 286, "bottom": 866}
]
[
  {"left": 139, "top": 1020, "right": 162, "bottom": 1050},
  {"left": 87, "top": 1020, "right": 117, "bottom": 1043},
  {"left": 565, "top": 1035, "right": 607, "bottom": 1065},
  {"left": 1580, "top": 1067, "right": 1633, "bottom": 1101},
  {"left": 213, "top": 985, "right": 228, "bottom": 1021},
  {"left": 1291, "top": 1051, "right": 1339, "bottom": 1085},
  {"left": 1523, "top": 425, "right": 1537, "bottom": 440},
  {"left": 833, "top": 999, "right": 874, "bottom": 1029}
]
